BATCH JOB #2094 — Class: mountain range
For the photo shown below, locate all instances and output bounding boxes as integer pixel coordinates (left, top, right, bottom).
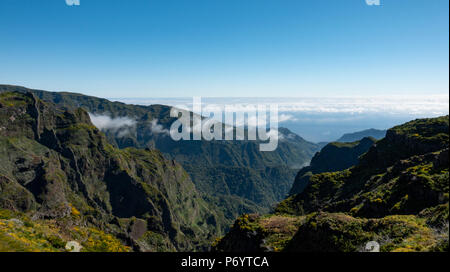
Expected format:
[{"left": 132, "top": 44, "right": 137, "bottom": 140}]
[
  {"left": 0, "top": 85, "right": 322, "bottom": 251},
  {"left": 0, "top": 91, "right": 224, "bottom": 251},
  {"left": 0, "top": 85, "right": 448, "bottom": 252},
  {"left": 0, "top": 85, "right": 320, "bottom": 220}
]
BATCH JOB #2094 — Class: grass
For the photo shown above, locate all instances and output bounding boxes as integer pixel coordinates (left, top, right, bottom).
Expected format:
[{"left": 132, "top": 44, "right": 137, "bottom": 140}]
[{"left": 0, "top": 209, "right": 130, "bottom": 252}]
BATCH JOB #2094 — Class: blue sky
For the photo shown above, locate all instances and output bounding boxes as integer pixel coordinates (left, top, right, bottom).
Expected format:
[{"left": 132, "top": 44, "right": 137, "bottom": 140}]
[{"left": 0, "top": 0, "right": 448, "bottom": 98}]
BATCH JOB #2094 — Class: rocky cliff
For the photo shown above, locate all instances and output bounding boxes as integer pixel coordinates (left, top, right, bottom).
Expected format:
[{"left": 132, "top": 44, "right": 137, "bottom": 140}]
[{"left": 0, "top": 92, "right": 221, "bottom": 252}]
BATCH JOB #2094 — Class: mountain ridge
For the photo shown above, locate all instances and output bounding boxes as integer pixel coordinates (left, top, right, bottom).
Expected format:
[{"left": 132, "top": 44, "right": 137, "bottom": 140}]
[
  {"left": 289, "top": 137, "right": 376, "bottom": 195},
  {"left": 214, "top": 115, "right": 449, "bottom": 252},
  {"left": 0, "top": 91, "right": 222, "bottom": 251},
  {"left": 336, "top": 128, "right": 387, "bottom": 143}
]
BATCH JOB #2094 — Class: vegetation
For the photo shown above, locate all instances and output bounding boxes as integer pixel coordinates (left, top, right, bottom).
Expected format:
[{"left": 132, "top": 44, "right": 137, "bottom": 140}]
[
  {"left": 0, "top": 87, "right": 448, "bottom": 253},
  {"left": 0, "top": 84, "right": 320, "bottom": 227},
  {"left": 0, "top": 91, "right": 222, "bottom": 252},
  {"left": 289, "top": 137, "right": 376, "bottom": 195},
  {"left": 0, "top": 209, "right": 130, "bottom": 252},
  {"left": 215, "top": 116, "right": 449, "bottom": 252}
]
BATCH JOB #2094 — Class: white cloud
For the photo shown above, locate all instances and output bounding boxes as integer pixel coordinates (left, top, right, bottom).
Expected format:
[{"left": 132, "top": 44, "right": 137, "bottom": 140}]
[
  {"left": 150, "top": 119, "right": 170, "bottom": 136},
  {"left": 279, "top": 114, "right": 296, "bottom": 123},
  {"left": 89, "top": 113, "right": 136, "bottom": 137}
]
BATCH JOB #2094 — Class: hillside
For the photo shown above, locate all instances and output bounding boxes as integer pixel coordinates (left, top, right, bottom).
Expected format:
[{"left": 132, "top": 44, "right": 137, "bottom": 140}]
[
  {"left": 289, "top": 137, "right": 376, "bottom": 195},
  {"left": 0, "top": 85, "right": 319, "bottom": 219},
  {"left": 337, "top": 128, "right": 386, "bottom": 143},
  {"left": 0, "top": 92, "right": 222, "bottom": 252},
  {"left": 214, "top": 116, "right": 449, "bottom": 252}
]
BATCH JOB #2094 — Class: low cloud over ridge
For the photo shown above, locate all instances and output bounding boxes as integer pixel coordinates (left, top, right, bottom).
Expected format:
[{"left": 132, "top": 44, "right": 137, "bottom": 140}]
[{"left": 89, "top": 113, "right": 136, "bottom": 137}]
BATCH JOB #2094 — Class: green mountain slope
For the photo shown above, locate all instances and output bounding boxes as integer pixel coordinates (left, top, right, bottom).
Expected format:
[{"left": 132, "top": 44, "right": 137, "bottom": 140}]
[
  {"left": 0, "top": 85, "right": 319, "bottom": 218},
  {"left": 214, "top": 116, "right": 449, "bottom": 252},
  {"left": 289, "top": 137, "right": 376, "bottom": 195},
  {"left": 0, "top": 92, "right": 222, "bottom": 252}
]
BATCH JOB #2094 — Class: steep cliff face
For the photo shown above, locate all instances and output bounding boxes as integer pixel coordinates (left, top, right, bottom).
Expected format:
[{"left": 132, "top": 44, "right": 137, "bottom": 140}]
[
  {"left": 215, "top": 116, "right": 449, "bottom": 252},
  {"left": 0, "top": 92, "right": 220, "bottom": 251},
  {"left": 290, "top": 137, "right": 376, "bottom": 195}
]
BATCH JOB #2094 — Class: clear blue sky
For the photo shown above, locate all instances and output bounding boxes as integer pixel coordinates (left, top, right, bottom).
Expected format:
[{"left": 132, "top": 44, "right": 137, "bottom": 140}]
[{"left": 0, "top": 0, "right": 448, "bottom": 98}]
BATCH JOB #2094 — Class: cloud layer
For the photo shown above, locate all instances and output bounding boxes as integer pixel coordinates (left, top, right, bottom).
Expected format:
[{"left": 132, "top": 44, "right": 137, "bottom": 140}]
[{"left": 115, "top": 95, "right": 449, "bottom": 116}]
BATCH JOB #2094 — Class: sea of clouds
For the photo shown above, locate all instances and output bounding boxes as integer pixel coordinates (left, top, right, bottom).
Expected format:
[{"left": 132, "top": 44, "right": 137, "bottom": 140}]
[
  {"left": 114, "top": 95, "right": 449, "bottom": 115},
  {"left": 100, "top": 96, "right": 449, "bottom": 142}
]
